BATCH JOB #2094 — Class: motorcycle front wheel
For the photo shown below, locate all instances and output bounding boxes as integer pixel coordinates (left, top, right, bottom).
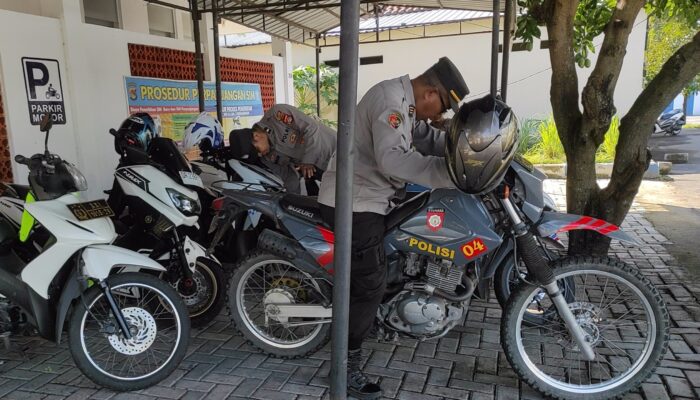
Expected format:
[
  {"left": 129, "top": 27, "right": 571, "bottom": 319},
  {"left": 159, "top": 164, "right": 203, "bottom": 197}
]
[
  {"left": 165, "top": 258, "right": 226, "bottom": 328},
  {"left": 501, "top": 257, "right": 669, "bottom": 400},
  {"left": 68, "top": 272, "right": 190, "bottom": 391}
]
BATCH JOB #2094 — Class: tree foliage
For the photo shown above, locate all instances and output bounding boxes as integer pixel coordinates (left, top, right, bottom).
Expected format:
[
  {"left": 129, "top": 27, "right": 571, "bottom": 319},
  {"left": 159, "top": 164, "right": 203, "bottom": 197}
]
[
  {"left": 645, "top": 15, "right": 700, "bottom": 100},
  {"left": 292, "top": 64, "right": 339, "bottom": 128},
  {"left": 514, "top": 0, "right": 700, "bottom": 255}
]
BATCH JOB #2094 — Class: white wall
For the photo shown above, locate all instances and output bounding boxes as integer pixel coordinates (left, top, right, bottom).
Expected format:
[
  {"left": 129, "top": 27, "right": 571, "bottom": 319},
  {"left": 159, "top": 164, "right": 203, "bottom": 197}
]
[
  {"left": 234, "top": 15, "right": 647, "bottom": 121},
  {"left": 0, "top": 10, "right": 79, "bottom": 185},
  {"left": 0, "top": 0, "right": 289, "bottom": 198}
]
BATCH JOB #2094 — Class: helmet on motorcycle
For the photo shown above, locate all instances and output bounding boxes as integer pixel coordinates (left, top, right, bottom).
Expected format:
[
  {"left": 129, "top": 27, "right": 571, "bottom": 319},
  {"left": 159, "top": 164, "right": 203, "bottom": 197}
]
[
  {"left": 183, "top": 112, "right": 224, "bottom": 152},
  {"left": 114, "top": 112, "right": 158, "bottom": 153},
  {"left": 445, "top": 94, "right": 519, "bottom": 194}
]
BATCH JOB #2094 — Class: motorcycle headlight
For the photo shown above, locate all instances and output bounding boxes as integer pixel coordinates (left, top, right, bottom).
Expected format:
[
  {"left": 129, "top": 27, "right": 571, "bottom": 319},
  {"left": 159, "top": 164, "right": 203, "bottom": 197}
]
[
  {"left": 166, "top": 188, "right": 201, "bottom": 216},
  {"left": 64, "top": 162, "right": 88, "bottom": 192}
]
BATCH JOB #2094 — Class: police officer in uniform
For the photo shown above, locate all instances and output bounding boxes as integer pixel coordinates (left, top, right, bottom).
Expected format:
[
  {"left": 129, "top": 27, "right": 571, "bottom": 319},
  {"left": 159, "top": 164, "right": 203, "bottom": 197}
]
[
  {"left": 317, "top": 57, "right": 469, "bottom": 399},
  {"left": 252, "top": 104, "right": 336, "bottom": 194}
]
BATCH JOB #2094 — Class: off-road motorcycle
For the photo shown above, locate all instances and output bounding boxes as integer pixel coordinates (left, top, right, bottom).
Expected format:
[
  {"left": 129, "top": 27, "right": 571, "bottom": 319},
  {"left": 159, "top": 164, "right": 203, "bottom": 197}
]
[
  {"left": 209, "top": 98, "right": 669, "bottom": 399},
  {"left": 0, "top": 115, "right": 189, "bottom": 391}
]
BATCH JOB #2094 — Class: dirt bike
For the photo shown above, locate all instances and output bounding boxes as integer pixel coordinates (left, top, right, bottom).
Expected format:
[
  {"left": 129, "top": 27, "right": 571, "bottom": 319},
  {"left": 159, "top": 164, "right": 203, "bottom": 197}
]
[{"left": 208, "top": 160, "right": 668, "bottom": 400}]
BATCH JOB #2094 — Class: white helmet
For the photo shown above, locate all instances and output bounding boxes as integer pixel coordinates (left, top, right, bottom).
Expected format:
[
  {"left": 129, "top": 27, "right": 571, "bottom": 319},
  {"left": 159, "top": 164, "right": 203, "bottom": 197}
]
[{"left": 183, "top": 112, "right": 224, "bottom": 152}]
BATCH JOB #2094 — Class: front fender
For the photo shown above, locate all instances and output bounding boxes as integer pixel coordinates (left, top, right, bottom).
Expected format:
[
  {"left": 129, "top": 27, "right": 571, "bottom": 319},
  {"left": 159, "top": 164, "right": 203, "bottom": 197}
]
[
  {"left": 536, "top": 211, "right": 640, "bottom": 246},
  {"left": 81, "top": 245, "right": 166, "bottom": 281},
  {"left": 56, "top": 247, "right": 167, "bottom": 344},
  {"left": 183, "top": 235, "right": 220, "bottom": 271}
]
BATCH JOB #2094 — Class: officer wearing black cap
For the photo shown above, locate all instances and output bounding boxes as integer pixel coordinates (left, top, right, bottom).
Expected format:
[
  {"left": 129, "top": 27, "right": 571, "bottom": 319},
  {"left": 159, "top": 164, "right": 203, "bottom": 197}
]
[{"left": 317, "top": 57, "right": 469, "bottom": 399}]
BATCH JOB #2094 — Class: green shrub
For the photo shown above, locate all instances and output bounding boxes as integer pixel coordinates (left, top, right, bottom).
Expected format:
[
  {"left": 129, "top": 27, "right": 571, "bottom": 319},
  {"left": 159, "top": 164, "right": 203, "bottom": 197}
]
[
  {"left": 596, "top": 115, "right": 620, "bottom": 163},
  {"left": 524, "top": 116, "right": 566, "bottom": 164},
  {"left": 516, "top": 119, "right": 542, "bottom": 156}
]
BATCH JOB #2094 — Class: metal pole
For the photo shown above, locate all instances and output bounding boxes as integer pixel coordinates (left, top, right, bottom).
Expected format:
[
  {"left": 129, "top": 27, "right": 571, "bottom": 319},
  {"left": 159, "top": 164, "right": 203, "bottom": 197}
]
[
  {"left": 330, "top": 1, "right": 360, "bottom": 399},
  {"left": 490, "top": 0, "right": 500, "bottom": 97},
  {"left": 191, "top": 0, "right": 205, "bottom": 112},
  {"left": 213, "top": 0, "right": 223, "bottom": 122},
  {"left": 315, "top": 34, "right": 321, "bottom": 117},
  {"left": 501, "top": 0, "right": 513, "bottom": 102}
]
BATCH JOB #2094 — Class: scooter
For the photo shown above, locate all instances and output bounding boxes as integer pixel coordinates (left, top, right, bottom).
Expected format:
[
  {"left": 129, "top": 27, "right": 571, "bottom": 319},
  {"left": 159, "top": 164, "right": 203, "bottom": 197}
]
[
  {"left": 106, "top": 129, "right": 226, "bottom": 328},
  {"left": 653, "top": 108, "right": 686, "bottom": 135},
  {"left": 0, "top": 115, "right": 189, "bottom": 391}
]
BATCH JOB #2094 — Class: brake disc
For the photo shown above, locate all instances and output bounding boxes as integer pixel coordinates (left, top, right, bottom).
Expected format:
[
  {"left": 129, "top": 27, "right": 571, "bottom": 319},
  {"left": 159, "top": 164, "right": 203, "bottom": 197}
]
[{"left": 108, "top": 307, "right": 157, "bottom": 355}]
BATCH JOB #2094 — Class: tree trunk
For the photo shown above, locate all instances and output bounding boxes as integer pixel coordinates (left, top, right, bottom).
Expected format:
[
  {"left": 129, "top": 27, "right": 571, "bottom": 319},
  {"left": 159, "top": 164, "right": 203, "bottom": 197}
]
[
  {"left": 568, "top": 30, "right": 700, "bottom": 256},
  {"left": 683, "top": 92, "right": 689, "bottom": 114}
]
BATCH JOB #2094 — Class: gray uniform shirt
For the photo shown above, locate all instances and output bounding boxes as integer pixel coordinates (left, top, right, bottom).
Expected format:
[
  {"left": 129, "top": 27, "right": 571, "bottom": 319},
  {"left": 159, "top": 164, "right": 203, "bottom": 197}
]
[
  {"left": 256, "top": 104, "right": 336, "bottom": 170},
  {"left": 318, "top": 75, "right": 455, "bottom": 215}
]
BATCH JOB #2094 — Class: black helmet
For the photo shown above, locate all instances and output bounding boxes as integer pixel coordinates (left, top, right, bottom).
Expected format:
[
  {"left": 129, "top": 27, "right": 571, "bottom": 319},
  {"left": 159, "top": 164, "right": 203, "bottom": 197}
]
[
  {"left": 113, "top": 113, "right": 158, "bottom": 154},
  {"left": 445, "top": 95, "right": 519, "bottom": 194}
]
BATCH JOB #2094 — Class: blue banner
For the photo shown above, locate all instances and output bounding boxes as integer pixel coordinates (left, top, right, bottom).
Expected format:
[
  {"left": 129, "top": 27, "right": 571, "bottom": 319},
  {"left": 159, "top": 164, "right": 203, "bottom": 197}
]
[{"left": 124, "top": 76, "right": 264, "bottom": 141}]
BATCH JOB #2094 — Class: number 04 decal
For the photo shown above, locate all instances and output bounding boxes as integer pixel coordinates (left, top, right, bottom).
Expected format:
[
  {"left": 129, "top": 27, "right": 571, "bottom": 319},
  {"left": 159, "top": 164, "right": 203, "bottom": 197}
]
[{"left": 461, "top": 238, "right": 487, "bottom": 259}]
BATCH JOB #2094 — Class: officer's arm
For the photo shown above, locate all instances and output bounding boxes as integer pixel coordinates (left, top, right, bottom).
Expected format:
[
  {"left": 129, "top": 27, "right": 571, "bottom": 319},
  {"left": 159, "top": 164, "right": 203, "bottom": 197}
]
[
  {"left": 412, "top": 120, "right": 446, "bottom": 156},
  {"left": 372, "top": 109, "right": 455, "bottom": 189}
]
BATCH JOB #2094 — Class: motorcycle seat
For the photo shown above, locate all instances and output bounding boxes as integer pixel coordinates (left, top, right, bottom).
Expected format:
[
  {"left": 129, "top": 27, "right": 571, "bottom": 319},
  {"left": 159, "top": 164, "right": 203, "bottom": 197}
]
[
  {"left": 385, "top": 191, "right": 430, "bottom": 232},
  {"left": 3, "top": 184, "right": 30, "bottom": 200},
  {"left": 280, "top": 193, "right": 330, "bottom": 228}
]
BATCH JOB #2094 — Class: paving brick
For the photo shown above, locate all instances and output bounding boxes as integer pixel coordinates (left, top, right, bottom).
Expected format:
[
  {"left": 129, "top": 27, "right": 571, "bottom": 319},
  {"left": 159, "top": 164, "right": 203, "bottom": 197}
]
[
  {"left": 664, "top": 376, "right": 695, "bottom": 398},
  {"left": 400, "top": 372, "right": 427, "bottom": 392},
  {"left": 396, "top": 390, "right": 442, "bottom": 400},
  {"left": 140, "top": 385, "right": 186, "bottom": 399},
  {"left": 252, "top": 388, "right": 298, "bottom": 400},
  {"left": 424, "top": 384, "right": 472, "bottom": 399},
  {"left": 230, "top": 377, "right": 264, "bottom": 397},
  {"left": 641, "top": 383, "right": 671, "bottom": 400}
]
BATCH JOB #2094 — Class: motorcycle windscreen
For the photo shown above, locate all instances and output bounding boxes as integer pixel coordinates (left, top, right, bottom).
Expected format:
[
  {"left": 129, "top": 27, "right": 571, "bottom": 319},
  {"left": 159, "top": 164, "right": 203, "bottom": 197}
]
[{"left": 148, "top": 137, "right": 201, "bottom": 187}]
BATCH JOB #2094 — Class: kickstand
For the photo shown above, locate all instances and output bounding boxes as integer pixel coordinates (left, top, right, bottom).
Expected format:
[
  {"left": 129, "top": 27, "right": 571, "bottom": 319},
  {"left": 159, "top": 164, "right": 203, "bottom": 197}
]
[{"left": 0, "top": 332, "right": 29, "bottom": 361}]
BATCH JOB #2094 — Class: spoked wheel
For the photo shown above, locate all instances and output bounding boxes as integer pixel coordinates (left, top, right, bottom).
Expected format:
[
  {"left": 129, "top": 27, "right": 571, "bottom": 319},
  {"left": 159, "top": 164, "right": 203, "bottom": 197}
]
[
  {"left": 501, "top": 257, "right": 669, "bottom": 400},
  {"left": 165, "top": 259, "right": 226, "bottom": 328},
  {"left": 227, "top": 251, "right": 332, "bottom": 358},
  {"left": 68, "top": 273, "right": 190, "bottom": 391}
]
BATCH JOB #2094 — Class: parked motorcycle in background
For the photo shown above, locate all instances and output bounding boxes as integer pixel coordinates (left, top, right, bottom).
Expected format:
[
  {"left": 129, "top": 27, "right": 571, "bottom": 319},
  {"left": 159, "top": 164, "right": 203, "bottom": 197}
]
[
  {"left": 0, "top": 115, "right": 189, "bottom": 391},
  {"left": 105, "top": 114, "right": 226, "bottom": 328},
  {"left": 653, "top": 108, "right": 686, "bottom": 136}
]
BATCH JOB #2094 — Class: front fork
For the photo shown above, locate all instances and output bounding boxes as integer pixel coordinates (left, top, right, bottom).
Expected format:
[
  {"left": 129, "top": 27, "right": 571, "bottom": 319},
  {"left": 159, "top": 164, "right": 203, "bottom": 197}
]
[
  {"left": 99, "top": 281, "right": 132, "bottom": 340},
  {"left": 501, "top": 197, "right": 595, "bottom": 361}
]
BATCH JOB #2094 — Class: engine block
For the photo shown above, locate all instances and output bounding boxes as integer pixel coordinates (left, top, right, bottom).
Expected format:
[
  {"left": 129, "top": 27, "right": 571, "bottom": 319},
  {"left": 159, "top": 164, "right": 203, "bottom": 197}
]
[{"left": 426, "top": 260, "right": 464, "bottom": 294}]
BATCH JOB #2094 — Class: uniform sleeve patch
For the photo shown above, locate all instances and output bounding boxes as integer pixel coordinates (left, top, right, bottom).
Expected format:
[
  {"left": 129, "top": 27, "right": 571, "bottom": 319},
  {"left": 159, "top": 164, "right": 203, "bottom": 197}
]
[
  {"left": 275, "top": 110, "right": 294, "bottom": 125},
  {"left": 388, "top": 113, "right": 403, "bottom": 129}
]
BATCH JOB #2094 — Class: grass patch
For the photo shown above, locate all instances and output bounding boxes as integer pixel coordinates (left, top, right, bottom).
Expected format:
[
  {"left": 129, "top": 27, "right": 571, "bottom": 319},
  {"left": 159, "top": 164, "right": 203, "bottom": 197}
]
[
  {"left": 521, "top": 115, "right": 621, "bottom": 164},
  {"left": 685, "top": 123, "right": 700, "bottom": 129},
  {"left": 523, "top": 116, "right": 566, "bottom": 164}
]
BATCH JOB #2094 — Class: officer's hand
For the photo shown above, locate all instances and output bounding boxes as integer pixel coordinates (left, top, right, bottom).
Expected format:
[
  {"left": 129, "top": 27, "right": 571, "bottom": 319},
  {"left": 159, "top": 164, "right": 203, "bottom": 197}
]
[{"left": 297, "top": 163, "right": 316, "bottom": 179}]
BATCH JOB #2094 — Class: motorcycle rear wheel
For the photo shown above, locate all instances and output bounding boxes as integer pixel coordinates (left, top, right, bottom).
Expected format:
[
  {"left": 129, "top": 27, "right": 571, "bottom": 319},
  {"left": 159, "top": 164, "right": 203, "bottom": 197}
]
[{"left": 227, "top": 250, "right": 332, "bottom": 358}]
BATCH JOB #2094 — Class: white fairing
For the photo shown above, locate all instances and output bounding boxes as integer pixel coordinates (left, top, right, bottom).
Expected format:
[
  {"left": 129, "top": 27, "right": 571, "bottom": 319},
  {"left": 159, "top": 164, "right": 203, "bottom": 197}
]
[
  {"left": 115, "top": 165, "right": 198, "bottom": 227},
  {"left": 21, "top": 194, "right": 118, "bottom": 298},
  {"left": 182, "top": 235, "right": 214, "bottom": 272},
  {"left": 228, "top": 159, "right": 284, "bottom": 188},
  {"left": 191, "top": 162, "right": 227, "bottom": 189},
  {"left": 81, "top": 245, "right": 166, "bottom": 281}
]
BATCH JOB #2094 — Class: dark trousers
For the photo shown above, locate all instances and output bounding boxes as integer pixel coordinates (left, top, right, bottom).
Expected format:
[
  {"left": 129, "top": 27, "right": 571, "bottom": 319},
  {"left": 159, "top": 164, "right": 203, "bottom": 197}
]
[{"left": 319, "top": 205, "right": 386, "bottom": 351}]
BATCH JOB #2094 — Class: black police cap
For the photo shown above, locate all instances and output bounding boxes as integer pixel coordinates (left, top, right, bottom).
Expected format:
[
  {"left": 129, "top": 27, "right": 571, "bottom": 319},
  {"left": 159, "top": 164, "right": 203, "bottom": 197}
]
[{"left": 428, "top": 57, "right": 470, "bottom": 113}]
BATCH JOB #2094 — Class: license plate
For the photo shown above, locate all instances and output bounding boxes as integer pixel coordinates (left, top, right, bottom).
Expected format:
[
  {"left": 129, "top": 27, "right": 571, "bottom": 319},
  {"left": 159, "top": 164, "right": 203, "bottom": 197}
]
[
  {"left": 67, "top": 200, "right": 115, "bottom": 221},
  {"left": 180, "top": 171, "right": 203, "bottom": 188}
]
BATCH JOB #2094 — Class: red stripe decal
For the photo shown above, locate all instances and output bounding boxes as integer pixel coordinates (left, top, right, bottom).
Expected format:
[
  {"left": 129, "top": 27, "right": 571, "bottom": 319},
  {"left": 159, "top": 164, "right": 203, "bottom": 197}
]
[
  {"left": 598, "top": 224, "right": 619, "bottom": 235},
  {"left": 316, "top": 226, "right": 335, "bottom": 269},
  {"left": 557, "top": 216, "right": 619, "bottom": 236}
]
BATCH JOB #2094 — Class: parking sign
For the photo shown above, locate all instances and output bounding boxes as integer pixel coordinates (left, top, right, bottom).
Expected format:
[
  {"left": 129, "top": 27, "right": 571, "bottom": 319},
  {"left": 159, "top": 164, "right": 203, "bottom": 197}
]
[{"left": 22, "top": 57, "right": 66, "bottom": 125}]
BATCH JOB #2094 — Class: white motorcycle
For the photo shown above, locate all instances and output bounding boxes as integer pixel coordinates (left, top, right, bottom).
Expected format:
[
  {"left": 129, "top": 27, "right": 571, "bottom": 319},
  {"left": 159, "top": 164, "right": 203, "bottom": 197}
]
[
  {"left": 0, "top": 116, "right": 189, "bottom": 391},
  {"left": 106, "top": 129, "right": 226, "bottom": 328}
]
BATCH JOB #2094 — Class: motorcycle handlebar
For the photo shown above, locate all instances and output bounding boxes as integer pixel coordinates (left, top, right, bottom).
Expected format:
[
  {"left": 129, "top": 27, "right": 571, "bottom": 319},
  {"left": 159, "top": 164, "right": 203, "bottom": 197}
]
[{"left": 109, "top": 128, "right": 118, "bottom": 136}]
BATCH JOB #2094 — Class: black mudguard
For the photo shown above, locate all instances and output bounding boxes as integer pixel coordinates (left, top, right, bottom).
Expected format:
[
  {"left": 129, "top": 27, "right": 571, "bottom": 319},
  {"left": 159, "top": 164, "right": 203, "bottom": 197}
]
[
  {"left": 55, "top": 268, "right": 83, "bottom": 344},
  {"left": 536, "top": 211, "right": 640, "bottom": 246}
]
